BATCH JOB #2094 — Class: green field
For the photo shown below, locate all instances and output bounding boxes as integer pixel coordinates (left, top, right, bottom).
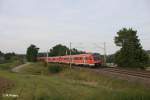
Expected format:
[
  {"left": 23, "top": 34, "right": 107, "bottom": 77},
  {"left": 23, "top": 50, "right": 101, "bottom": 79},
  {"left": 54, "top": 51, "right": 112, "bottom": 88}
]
[{"left": 0, "top": 62, "right": 150, "bottom": 100}]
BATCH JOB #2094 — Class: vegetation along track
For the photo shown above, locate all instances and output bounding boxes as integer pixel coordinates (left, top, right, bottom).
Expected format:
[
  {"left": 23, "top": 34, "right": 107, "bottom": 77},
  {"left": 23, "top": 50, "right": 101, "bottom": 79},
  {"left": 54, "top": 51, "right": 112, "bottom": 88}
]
[
  {"left": 98, "top": 67, "right": 150, "bottom": 79},
  {"left": 48, "top": 63, "right": 150, "bottom": 79}
]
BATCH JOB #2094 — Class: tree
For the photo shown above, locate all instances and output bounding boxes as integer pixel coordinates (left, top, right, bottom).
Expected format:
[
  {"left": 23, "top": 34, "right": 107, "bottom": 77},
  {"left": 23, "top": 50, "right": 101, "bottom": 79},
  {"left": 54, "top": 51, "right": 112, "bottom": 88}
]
[
  {"left": 107, "top": 54, "right": 115, "bottom": 63},
  {"left": 26, "top": 44, "right": 39, "bottom": 62},
  {"left": 114, "top": 28, "right": 149, "bottom": 68},
  {"left": 71, "top": 48, "right": 86, "bottom": 55},
  {"left": 49, "top": 44, "right": 85, "bottom": 56},
  {"left": 146, "top": 50, "right": 150, "bottom": 66},
  {"left": 0, "top": 51, "right": 4, "bottom": 56},
  {"left": 4, "top": 52, "right": 16, "bottom": 60},
  {"left": 0, "top": 51, "right": 4, "bottom": 63},
  {"left": 49, "top": 44, "right": 69, "bottom": 56}
]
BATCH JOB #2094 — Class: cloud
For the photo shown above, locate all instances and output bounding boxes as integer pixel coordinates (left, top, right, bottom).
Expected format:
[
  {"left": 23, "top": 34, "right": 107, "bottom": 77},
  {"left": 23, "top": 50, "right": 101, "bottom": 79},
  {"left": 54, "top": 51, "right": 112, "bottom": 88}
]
[
  {"left": 0, "top": 0, "right": 150, "bottom": 54},
  {"left": 0, "top": 16, "right": 53, "bottom": 39}
]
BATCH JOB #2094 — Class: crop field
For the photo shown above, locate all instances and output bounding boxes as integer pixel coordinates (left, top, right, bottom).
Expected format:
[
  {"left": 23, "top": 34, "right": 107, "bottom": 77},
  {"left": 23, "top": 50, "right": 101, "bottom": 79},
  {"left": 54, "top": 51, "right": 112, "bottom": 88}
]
[{"left": 0, "top": 62, "right": 150, "bottom": 100}]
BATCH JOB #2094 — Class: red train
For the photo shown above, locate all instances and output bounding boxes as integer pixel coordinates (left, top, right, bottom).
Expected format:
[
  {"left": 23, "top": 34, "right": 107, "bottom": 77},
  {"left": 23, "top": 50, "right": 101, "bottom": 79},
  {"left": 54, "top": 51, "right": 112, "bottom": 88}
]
[{"left": 38, "top": 53, "right": 102, "bottom": 67}]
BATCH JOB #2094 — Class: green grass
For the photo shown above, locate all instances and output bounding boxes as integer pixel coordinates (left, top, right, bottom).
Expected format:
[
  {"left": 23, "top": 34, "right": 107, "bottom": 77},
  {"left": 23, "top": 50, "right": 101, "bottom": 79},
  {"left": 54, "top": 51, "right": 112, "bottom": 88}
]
[
  {"left": 48, "top": 64, "right": 63, "bottom": 73},
  {"left": 19, "top": 62, "right": 48, "bottom": 75},
  {"left": 0, "top": 60, "right": 23, "bottom": 70},
  {"left": 0, "top": 63, "right": 150, "bottom": 100}
]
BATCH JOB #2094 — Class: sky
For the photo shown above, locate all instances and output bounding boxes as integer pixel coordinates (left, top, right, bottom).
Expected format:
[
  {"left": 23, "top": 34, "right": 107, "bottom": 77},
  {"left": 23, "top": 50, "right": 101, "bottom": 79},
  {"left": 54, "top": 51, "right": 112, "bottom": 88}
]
[{"left": 0, "top": 0, "right": 150, "bottom": 54}]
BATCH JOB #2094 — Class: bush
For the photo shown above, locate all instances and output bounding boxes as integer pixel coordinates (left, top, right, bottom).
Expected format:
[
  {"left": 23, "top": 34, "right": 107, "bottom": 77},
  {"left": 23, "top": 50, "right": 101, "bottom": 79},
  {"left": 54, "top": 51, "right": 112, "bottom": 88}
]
[
  {"left": 48, "top": 65, "right": 62, "bottom": 73},
  {"left": 37, "top": 94, "right": 50, "bottom": 100}
]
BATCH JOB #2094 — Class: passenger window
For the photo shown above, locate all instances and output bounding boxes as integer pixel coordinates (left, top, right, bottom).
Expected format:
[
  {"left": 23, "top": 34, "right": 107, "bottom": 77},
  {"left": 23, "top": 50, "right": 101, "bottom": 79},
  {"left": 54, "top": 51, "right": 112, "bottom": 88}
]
[{"left": 85, "top": 57, "right": 89, "bottom": 60}]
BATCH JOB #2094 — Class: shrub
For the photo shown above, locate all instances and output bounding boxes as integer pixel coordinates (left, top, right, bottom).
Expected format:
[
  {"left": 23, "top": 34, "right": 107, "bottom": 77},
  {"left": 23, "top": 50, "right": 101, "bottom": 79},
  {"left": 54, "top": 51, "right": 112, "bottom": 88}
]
[
  {"left": 37, "top": 94, "right": 50, "bottom": 100},
  {"left": 48, "top": 65, "right": 62, "bottom": 73}
]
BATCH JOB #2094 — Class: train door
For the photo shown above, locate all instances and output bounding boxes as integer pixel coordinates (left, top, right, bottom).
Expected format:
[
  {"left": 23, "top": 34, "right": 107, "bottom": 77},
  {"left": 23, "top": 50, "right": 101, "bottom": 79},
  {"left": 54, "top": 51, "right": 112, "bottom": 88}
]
[{"left": 83, "top": 56, "right": 86, "bottom": 65}]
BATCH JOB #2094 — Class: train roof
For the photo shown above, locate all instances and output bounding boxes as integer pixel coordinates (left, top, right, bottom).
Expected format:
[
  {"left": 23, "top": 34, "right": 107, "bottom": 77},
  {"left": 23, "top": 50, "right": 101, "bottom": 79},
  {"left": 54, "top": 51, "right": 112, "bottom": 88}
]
[
  {"left": 47, "top": 54, "right": 94, "bottom": 58},
  {"left": 42, "top": 53, "right": 101, "bottom": 58}
]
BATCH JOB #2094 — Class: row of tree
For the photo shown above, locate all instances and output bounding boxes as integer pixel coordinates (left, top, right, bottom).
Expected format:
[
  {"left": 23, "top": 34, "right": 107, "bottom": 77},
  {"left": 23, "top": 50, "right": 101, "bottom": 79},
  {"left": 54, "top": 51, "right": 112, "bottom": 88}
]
[
  {"left": 0, "top": 51, "right": 19, "bottom": 63},
  {"left": 26, "top": 44, "right": 85, "bottom": 62},
  {"left": 49, "top": 44, "right": 86, "bottom": 56},
  {"left": 26, "top": 28, "right": 150, "bottom": 69}
]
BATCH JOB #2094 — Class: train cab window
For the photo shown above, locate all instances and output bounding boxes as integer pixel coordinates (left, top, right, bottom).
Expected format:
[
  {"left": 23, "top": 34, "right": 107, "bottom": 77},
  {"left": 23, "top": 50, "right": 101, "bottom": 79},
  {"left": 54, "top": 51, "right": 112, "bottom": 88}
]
[
  {"left": 93, "top": 56, "right": 101, "bottom": 61},
  {"left": 92, "top": 53, "right": 101, "bottom": 61}
]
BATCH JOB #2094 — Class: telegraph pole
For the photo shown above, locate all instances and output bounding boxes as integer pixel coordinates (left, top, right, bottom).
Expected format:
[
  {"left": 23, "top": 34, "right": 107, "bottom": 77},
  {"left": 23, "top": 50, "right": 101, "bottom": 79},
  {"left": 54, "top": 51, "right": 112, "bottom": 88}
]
[
  {"left": 93, "top": 42, "right": 107, "bottom": 66},
  {"left": 103, "top": 42, "right": 107, "bottom": 66},
  {"left": 69, "top": 42, "right": 72, "bottom": 69},
  {"left": 46, "top": 50, "right": 49, "bottom": 66}
]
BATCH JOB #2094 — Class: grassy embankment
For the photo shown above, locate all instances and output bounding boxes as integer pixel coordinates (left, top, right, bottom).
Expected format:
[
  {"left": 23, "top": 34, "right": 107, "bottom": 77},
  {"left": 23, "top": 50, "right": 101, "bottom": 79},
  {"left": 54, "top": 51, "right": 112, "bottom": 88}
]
[
  {"left": 0, "top": 60, "right": 24, "bottom": 71},
  {"left": 0, "top": 60, "right": 24, "bottom": 99},
  {"left": 0, "top": 62, "right": 150, "bottom": 100}
]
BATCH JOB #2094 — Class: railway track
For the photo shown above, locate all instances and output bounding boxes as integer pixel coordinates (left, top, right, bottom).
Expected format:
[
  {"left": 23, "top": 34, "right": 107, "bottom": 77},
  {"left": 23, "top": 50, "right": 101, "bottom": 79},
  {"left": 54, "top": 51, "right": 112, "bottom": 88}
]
[
  {"left": 100, "top": 67, "right": 150, "bottom": 79},
  {"left": 50, "top": 63, "right": 150, "bottom": 79}
]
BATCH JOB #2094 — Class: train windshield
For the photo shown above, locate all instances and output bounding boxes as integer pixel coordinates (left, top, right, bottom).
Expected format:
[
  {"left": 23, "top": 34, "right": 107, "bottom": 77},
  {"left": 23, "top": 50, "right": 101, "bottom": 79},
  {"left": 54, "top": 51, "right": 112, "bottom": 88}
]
[{"left": 93, "top": 54, "right": 101, "bottom": 61}]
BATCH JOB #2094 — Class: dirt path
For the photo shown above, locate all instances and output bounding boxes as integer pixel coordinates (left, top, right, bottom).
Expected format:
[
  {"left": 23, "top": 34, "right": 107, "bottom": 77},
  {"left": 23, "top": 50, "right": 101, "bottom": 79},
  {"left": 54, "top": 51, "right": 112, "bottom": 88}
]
[{"left": 11, "top": 63, "right": 30, "bottom": 73}]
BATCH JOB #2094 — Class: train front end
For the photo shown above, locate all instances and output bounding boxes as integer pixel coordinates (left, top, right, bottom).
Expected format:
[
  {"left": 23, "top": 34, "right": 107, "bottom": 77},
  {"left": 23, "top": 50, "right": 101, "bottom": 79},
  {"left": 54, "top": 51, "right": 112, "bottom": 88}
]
[{"left": 92, "top": 53, "right": 102, "bottom": 67}]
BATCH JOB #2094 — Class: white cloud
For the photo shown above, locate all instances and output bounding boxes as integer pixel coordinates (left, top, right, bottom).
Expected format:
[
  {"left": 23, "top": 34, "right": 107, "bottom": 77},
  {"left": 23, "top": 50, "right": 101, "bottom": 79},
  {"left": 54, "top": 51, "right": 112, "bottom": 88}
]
[{"left": 0, "top": 0, "right": 150, "bottom": 54}]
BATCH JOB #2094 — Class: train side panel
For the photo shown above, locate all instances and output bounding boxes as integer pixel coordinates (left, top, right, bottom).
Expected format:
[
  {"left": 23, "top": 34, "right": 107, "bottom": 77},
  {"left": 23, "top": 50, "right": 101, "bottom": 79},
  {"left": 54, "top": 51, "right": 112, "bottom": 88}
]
[{"left": 38, "top": 54, "right": 102, "bottom": 67}]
